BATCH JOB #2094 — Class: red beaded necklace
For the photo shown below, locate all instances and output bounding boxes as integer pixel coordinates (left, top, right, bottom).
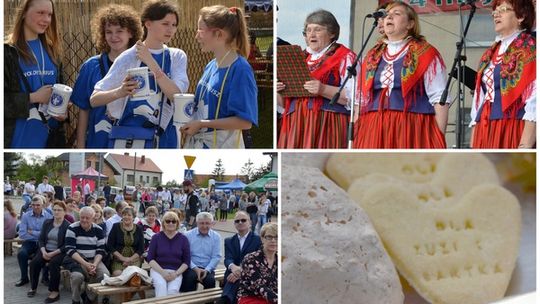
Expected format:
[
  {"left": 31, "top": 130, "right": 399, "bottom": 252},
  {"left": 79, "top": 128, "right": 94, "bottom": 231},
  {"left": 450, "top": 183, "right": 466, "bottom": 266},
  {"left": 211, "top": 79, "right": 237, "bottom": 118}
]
[{"left": 383, "top": 40, "right": 410, "bottom": 61}]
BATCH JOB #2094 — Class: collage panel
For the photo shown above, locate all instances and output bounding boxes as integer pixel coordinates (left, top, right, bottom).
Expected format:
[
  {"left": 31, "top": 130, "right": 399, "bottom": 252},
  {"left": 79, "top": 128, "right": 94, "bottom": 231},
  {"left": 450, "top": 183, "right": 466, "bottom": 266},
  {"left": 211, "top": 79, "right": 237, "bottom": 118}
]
[
  {"left": 4, "top": 150, "right": 278, "bottom": 303},
  {"left": 4, "top": 0, "right": 273, "bottom": 149},
  {"left": 281, "top": 152, "right": 536, "bottom": 303},
  {"left": 276, "top": 0, "right": 536, "bottom": 149}
]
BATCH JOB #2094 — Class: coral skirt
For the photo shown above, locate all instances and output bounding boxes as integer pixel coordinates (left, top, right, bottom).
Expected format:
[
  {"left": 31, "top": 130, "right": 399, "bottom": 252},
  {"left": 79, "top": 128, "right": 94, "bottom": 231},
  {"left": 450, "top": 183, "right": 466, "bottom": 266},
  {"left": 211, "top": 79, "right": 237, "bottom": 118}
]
[
  {"left": 472, "top": 101, "right": 525, "bottom": 149},
  {"left": 278, "top": 100, "right": 348, "bottom": 149},
  {"left": 353, "top": 109, "right": 446, "bottom": 149}
]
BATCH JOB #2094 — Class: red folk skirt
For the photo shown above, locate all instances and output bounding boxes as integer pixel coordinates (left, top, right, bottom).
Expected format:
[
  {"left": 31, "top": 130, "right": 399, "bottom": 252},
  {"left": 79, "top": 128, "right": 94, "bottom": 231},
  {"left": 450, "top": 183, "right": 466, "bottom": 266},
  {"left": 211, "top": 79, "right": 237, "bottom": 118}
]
[
  {"left": 278, "top": 100, "right": 348, "bottom": 149},
  {"left": 472, "top": 101, "right": 524, "bottom": 148},
  {"left": 353, "top": 109, "right": 446, "bottom": 149}
]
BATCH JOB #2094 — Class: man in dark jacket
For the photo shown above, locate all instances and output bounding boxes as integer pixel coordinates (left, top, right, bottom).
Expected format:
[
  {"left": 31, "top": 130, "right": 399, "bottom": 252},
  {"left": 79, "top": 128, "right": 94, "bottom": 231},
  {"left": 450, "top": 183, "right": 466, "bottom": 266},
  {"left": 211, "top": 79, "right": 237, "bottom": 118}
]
[
  {"left": 183, "top": 180, "right": 199, "bottom": 229},
  {"left": 217, "top": 211, "right": 262, "bottom": 304}
]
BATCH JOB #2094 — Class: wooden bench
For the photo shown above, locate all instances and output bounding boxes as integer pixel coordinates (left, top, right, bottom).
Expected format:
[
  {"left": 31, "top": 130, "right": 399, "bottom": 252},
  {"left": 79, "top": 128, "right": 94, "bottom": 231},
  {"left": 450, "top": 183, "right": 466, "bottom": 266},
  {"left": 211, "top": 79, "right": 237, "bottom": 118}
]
[
  {"left": 124, "top": 287, "right": 222, "bottom": 304},
  {"left": 86, "top": 267, "right": 225, "bottom": 303},
  {"left": 4, "top": 238, "right": 23, "bottom": 256},
  {"left": 87, "top": 282, "right": 153, "bottom": 303}
]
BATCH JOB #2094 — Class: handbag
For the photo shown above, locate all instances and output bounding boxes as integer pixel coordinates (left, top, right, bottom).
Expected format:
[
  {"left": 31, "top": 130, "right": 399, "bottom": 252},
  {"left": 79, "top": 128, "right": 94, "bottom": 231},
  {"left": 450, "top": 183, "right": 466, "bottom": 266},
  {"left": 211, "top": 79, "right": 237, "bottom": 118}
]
[{"left": 109, "top": 126, "right": 156, "bottom": 148}]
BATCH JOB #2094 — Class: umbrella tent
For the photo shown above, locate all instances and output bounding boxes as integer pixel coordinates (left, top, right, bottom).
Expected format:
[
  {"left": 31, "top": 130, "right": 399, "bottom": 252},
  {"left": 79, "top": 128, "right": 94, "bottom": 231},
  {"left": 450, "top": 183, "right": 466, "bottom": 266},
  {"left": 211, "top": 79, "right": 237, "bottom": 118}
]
[
  {"left": 244, "top": 172, "right": 277, "bottom": 193},
  {"left": 245, "top": 0, "right": 273, "bottom": 12},
  {"left": 71, "top": 167, "right": 108, "bottom": 180},
  {"left": 70, "top": 167, "right": 108, "bottom": 194},
  {"left": 215, "top": 178, "right": 247, "bottom": 190}
]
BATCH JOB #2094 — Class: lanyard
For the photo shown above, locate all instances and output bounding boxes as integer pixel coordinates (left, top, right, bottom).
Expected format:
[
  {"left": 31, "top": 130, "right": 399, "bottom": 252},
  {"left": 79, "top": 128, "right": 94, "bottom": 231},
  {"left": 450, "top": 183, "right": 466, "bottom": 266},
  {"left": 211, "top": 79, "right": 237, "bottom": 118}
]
[{"left": 26, "top": 40, "right": 46, "bottom": 86}]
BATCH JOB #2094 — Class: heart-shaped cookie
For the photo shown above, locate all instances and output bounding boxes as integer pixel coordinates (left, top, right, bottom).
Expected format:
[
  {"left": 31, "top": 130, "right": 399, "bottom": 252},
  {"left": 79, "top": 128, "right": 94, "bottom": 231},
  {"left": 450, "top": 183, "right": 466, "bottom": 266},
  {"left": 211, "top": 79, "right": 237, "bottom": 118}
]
[
  {"left": 356, "top": 183, "right": 521, "bottom": 304},
  {"left": 347, "top": 154, "right": 500, "bottom": 206},
  {"left": 326, "top": 153, "right": 498, "bottom": 190},
  {"left": 327, "top": 153, "right": 442, "bottom": 189}
]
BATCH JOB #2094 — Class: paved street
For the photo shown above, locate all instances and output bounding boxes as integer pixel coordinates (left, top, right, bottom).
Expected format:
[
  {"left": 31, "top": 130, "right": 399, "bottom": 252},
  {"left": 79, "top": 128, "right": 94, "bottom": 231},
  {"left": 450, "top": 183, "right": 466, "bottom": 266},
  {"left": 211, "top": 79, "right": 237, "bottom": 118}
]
[{"left": 3, "top": 195, "right": 275, "bottom": 304}]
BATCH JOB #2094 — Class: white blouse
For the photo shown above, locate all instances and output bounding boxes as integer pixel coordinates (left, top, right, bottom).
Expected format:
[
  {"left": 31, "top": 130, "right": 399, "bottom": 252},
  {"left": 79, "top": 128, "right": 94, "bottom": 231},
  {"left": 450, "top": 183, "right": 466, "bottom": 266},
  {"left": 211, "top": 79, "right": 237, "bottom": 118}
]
[
  {"left": 94, "top": 45, "right": 189, "bottom": 119},
  {"left": 469, "top": 30, "right": 536, "bottom": 126},
  {"left": 306, "top": 42, "right": 358, "bottom": 108},
  {"left": 372, "top": 37, "right": 447, "bottom": 106}
]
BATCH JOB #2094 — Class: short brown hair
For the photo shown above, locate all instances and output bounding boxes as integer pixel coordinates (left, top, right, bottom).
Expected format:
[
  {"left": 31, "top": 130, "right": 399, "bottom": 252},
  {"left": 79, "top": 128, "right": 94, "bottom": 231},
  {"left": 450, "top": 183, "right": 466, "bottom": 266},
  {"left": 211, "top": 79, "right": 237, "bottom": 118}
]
[
  {"left": 53, "top": 200, "right": 67, "bottom": 212},
  {"left": 91, "top": 4, "right": 141, "bottom": 53},
  {"left": 492, "top": 0, "right": 535, "bottom": 31},
  {"left": 145, "top": 206, "right": 159, "bottom": 216},
  {"left": 304, "top": 9, "right": 340, "bottom": 42}
]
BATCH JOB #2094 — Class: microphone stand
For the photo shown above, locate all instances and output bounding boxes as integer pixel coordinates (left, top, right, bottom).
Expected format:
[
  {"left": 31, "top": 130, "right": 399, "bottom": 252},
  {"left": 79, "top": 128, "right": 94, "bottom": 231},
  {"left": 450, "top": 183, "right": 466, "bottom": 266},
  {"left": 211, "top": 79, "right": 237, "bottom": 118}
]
[
  {"left": 439, "top": 0, "right": 477, "bottom": 148},
  {"left": 330, "top": 16, "right": 380, "bottom": 149}
]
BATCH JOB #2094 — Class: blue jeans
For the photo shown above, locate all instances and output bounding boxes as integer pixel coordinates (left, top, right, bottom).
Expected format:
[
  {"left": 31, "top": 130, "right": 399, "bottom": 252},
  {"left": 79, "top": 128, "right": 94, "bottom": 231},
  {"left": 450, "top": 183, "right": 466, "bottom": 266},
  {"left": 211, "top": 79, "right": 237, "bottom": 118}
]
[
  {"left": 257, "top": 214, "right": 267, "bottom": 234},
  {"left": 17, "top": 240, "right": 39, "bottom": 281},
  {"left": 249, "top": 212, "right": 258, "bottom": 233}
]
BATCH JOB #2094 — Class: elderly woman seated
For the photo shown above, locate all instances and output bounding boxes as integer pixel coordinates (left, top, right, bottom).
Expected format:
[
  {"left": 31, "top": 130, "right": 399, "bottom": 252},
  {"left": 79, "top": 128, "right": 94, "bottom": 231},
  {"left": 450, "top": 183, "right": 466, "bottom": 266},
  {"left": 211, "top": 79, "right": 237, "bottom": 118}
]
[
  {"left": 237, "top": 222, "right": 278, "bottom": 304},
  {"left": 146, "top": 211, "right": 190, "bottom": 297}
]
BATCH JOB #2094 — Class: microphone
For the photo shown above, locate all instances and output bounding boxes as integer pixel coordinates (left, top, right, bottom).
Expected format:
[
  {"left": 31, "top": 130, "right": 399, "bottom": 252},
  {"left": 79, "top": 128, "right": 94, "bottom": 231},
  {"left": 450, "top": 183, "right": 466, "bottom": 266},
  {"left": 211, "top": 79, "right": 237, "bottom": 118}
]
[{"left": 367, "top": 9, "right": 387, "bottom": 19}]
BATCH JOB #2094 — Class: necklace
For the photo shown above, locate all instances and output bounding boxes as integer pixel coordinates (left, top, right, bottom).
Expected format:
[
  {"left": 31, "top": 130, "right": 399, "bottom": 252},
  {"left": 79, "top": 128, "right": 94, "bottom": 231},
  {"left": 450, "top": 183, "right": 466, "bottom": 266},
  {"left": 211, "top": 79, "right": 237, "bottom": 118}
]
[
  {"left": 216, "top": 49, "right": 232, "bottom": 68},
  {"left": 26, "top": 39, "right": 45, "bottom": 86},
  {"left": 196, "top": 49, "right": 234, "bottom": 109},
  {"left": 383, "top": 40, "right": 410, "bottom": 62}
]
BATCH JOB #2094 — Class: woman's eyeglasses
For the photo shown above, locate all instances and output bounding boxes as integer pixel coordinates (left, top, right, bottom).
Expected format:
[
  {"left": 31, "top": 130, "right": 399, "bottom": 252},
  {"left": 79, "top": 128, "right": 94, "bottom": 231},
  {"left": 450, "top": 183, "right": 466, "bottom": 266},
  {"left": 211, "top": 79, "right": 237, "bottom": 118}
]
[
  {"left": 234, "top": 219, "right": 248, "bottom": 224},
  {"left": 492, "top": 6, "right": 514, "bottom": 16},
  {"left": 302, "top": 26, "right": 327, "bottom": 37},
  {"left": 165, "top": 220, "right": 177, "bottom": 224},
  {"left": 263, "top": 235, "right": 278, "bottom": 241}
]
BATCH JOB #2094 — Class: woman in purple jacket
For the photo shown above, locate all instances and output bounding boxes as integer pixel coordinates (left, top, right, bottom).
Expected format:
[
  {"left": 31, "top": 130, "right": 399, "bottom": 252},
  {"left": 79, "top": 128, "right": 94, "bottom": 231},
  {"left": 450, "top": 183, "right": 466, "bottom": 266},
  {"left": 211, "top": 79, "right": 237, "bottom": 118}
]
[{"left": 146, "top": 211, "right": 190, "bottom": 298}]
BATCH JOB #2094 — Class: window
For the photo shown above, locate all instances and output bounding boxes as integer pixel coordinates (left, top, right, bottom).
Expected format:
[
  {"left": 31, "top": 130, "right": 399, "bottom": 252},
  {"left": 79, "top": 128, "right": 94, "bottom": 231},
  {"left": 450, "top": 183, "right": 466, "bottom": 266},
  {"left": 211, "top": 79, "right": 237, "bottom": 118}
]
[
  {"left": 86, "top": 161, "right": 92, "bottom": 168},
  {"left": 152, "top": 177, "right": 159, "bottom": 185},
  {"left": 139, "top": 175, "right": 143, "bottom": 182},
  {"left": 95, "top": 162, "right": 100, "bottom": 171},
  {"left": 146, "top": 176, "right": 150, "bottom": 183},
  {"left": 127, "top": 175, "right": 134, "bottom": 183}
]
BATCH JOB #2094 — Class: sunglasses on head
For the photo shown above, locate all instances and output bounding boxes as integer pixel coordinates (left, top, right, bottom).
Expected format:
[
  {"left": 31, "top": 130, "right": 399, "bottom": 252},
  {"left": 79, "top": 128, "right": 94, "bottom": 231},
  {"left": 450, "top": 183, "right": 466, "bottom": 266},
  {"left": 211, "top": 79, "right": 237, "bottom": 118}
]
[
  {"left": 234, "top": 219, "right": 248, "bottom": 224},
  {"left": 165, "top": 219, "right": 177, "bottom": 224}
]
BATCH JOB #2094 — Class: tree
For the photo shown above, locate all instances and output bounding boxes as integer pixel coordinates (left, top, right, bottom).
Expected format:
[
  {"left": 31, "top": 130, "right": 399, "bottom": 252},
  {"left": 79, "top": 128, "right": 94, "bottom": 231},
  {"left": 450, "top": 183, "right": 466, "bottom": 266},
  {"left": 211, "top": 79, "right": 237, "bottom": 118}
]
[
  {"left": 241, "top": 158, "right": 255, "bottom": 183},
  {"left": 165, "top": 180, "right": 180, "bottom": 188},
  {"left": 212, "top": 158, "right": 225, "bottom": 181},
  {"left": 4, "top": 153, "right": 22, "bottom": 179},
  {"left": 251, "top": 160, "right": 272, "bottom": 181},
  {"left": 15, "top": 155, "right": 65, "bottom": 184}
]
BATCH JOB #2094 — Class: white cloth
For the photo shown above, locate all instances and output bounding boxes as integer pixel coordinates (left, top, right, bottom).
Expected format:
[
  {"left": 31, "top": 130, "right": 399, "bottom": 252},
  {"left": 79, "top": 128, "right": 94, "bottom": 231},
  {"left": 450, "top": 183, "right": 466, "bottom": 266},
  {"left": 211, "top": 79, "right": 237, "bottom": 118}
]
[
  {"left": 94, "top": 44, "right": 189, "bottom": 119},
  {"left": 258, "top": 199, "right": 270, "bottom": 215},
  {"left": 184, "top": 129, "right": 244, "bottom": 149},
  {"left": 150, "top": 268, "right": 183, "bottom": 298},
  {"left": 105, "top": 214, "right": 122, "bottom": 237},
  {"left": 306, "top": 42, "right": 358, "bottom": 107},
  {"left": 24, "top": 182, "right": 35, "bottom": 195},
  {"left": 469, "top": 30, "right": 536, "bottom": 126},
  {"left": 37, "top": 183, "right": 54, "bottom": 195},
  {"left": 101, "top": 265, "right": 152, "bottom": 286},
  {"left": 376, "top": 38, "right": 447, "bottom": 106},
  {"left": 238, "top": 231, "right": 250, "bottom": 251},
  {"left": 84, "top": 183, "right": 91, "bottom": 196}
]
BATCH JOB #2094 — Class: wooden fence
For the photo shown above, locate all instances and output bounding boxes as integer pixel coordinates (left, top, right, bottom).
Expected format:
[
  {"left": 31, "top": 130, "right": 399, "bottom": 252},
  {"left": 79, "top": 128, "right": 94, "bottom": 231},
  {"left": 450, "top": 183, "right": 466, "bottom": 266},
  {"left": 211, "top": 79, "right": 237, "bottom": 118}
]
[{"left": 4, "top": 0, "right": 274, "bottom": 147}]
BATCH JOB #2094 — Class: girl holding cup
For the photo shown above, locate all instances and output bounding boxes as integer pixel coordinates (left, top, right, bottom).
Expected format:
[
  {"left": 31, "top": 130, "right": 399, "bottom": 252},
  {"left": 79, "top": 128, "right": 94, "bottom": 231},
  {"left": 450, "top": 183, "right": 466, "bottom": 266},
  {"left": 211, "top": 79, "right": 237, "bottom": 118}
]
[
  {"left": 90, "top": 0, "right": 188, "bottom": 148},
  {"left": 4, "top": 0, "right": 66, "bottom": 148},
  {"left": 181, "top": 5, "right": 258, "bottom": 149},
  {"left": 71, "top": 4, "right": 141, "bottom": 148}
]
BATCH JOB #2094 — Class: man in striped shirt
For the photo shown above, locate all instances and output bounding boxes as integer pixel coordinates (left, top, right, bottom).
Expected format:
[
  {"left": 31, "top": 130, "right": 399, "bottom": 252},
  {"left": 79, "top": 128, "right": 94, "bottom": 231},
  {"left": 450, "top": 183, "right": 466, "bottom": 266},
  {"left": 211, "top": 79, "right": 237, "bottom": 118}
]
[{"left": 63, "top": 207, "right": 109, "bottom": 304}]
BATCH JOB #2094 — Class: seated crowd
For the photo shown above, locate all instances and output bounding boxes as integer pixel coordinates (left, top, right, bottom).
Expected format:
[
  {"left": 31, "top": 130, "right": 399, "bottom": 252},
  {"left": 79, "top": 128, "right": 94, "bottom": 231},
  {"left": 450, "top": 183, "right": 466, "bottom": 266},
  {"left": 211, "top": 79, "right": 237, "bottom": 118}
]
[{"left": 5, "top": 186, "right": 277, "bottom": 304}]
